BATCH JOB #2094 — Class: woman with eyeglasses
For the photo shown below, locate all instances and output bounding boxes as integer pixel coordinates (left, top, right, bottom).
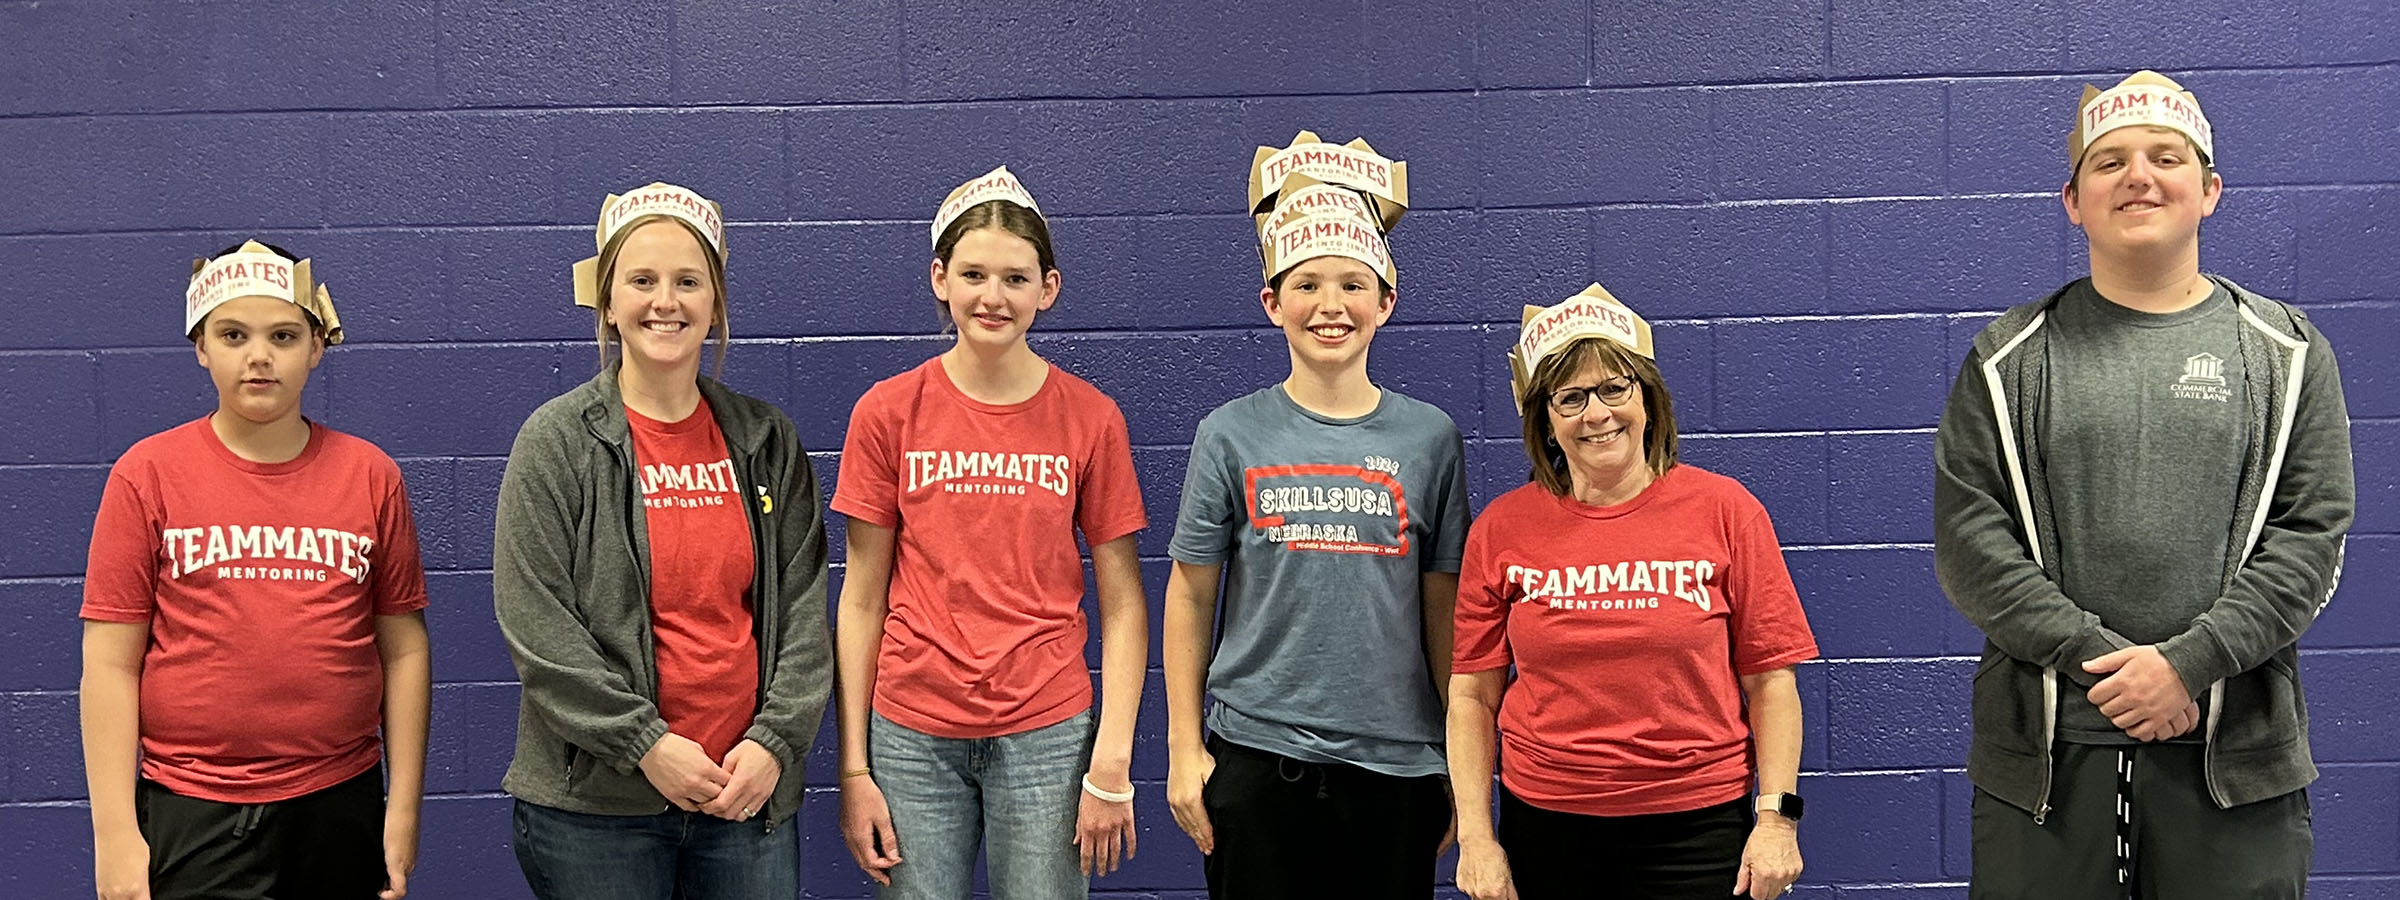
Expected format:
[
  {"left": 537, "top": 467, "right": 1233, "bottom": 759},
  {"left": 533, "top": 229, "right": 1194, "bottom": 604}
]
[{"left": 1445, "top": 285, "right": 1818, "bottom": 900}]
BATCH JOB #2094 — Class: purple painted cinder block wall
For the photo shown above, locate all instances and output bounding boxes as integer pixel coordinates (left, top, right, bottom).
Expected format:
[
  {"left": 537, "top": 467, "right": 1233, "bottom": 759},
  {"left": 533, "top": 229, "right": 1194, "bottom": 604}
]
[{"left": 3, "top": 1, "right": 2394, "bottom": 897}]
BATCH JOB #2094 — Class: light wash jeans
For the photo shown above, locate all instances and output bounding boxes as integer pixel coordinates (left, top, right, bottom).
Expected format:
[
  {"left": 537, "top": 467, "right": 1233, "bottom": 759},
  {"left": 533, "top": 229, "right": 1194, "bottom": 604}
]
[{"left": 869, "top": 709, "right": 1093, "bottom": 900}]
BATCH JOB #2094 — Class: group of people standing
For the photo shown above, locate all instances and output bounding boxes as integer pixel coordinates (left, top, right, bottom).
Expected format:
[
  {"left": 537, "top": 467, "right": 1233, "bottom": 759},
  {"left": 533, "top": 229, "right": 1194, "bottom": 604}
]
[{"left": 78, "top": 68, "right": 2351, "bottom": 900}]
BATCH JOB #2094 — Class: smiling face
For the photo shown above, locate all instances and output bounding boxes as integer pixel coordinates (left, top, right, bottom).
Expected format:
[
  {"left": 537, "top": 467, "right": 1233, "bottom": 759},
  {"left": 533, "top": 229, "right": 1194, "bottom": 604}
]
[
  {"left": 194, "top": 295, "right": 325, "bottom": 427},
  {"left": 2065, "top": 125, "right": 2222, "bottom": 261},
  {"left": 931, "top": 226, "right": 1059, "bottom": 349},
  {"left": 604, "top": 220, "right": 719, "bottom": 377},
  {"left": 1544, "top": 359, "right": 1649, "bottom": 491},
  {"left": 1262, "top": 255, "right": 1394, "bottom": 373}
]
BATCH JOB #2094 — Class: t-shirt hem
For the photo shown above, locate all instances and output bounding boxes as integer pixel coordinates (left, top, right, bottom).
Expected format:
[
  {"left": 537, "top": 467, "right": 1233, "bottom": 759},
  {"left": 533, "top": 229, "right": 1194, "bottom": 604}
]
[
  {"left": 830, "top": 499, "right": 898, "bottom": 529},
  {"left": 1083, "top": 516, "right": 1148, "bottom": 548},
  {"left": 142, "top": 747, "right": 383, "bottom": 805},
  {"left": 1735, "top": 646, "right": 1819, "bottom": 677},
  {"left": 78, "top": 604, "right": 152, "bottom": 624},
  {"left": 373, "top": 593, "right": 432, "bottom": 616},
  {"left": 1500, "top": 770, "right": 1749, "bottom": 818},
  {"left": 1166, "top": 546, "right": 1229, "bottom": 566},
  {"left": 1454, "top": 655, "right": 1511, "bottom": 674},
  {"left": 873, "top": 693, "right": 1092, "bottom": 740}
]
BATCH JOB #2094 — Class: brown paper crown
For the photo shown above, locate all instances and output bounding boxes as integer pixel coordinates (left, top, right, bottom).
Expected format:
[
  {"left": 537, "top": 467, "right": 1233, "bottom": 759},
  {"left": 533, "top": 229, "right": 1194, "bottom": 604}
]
[
  {"left": 572, "top": 182, "right": 727, "bottom": 309},
  {"left": 1257, "top": 174, "right": 1398, "bottom": 286},
  {"left": 1506, "top": 282, "right": 1654, "bottom": 409},
  {"left": 185, "top": 240, "right": 344, "bottom": 345},
  {"left": 2068, "top": 70, "right": 2214, "bottom": 172},
  {"left": 1247, "top": 130, "right": 1408, "bottom": 233}
]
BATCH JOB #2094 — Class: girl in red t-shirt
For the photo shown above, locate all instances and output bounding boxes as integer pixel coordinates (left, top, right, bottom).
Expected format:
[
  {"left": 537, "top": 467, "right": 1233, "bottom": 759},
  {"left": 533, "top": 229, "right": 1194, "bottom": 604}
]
[
  {"left": 832, "top": 167, "right": 1149, "bottom": 899},
  {"left": 1448, "top": 288, "right": 1817, "bottom": 900}
]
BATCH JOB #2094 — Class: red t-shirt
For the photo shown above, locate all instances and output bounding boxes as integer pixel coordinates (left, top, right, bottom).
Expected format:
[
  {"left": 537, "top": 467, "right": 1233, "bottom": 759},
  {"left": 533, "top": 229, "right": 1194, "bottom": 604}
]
[
  {"left": 1454, "top": 465, "right": 1817, "bottom": 817},
  {"left": 628, "top": 398, "right": 759, "bottom": 762},
  {"left": 833, "top": 358, "right": 1148, "bottom": 738},
  {"left": 80, "top": 418, "right": 430, "bottom": 803}
]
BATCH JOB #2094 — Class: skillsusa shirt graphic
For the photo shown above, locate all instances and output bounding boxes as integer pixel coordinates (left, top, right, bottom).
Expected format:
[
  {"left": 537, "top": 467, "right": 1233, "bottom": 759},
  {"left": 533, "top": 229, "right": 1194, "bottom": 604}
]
[
  {"left": 1244, "top": 455, "right": 1411, "bottom": 556},
  {"left": 905, "top": 449, "right": 1073, "bottom": 497},
  {"left": 159, "top": 525, "right": 378, "bottom": 584},
  {"left": 1508, "top": 558, "right": 1720, "bottom": 613}
]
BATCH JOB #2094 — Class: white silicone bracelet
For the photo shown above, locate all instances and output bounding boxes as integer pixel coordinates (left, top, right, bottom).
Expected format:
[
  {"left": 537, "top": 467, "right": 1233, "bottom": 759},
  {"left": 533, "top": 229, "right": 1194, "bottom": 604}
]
[{"left": 1082, "top": 775, "right": 1135, "bottom": 804}]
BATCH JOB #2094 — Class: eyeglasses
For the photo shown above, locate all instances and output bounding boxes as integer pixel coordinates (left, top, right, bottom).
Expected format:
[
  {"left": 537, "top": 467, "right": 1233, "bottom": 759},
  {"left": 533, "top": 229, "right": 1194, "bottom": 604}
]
[{"left": 1547, "top": 376, "right": 1639, "bottom": 416}]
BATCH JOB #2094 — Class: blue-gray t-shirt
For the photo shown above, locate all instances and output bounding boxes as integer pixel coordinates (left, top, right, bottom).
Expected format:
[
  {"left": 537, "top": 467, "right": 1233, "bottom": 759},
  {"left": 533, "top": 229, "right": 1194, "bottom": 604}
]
[{"left": 1169, "top": 385, "right": 1471, "bottom": 776}]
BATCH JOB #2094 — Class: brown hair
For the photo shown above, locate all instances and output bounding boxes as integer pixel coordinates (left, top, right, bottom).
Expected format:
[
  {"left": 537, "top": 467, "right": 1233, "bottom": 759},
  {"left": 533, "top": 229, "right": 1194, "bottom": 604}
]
[
  {"left": 1518, "top": 336, "right": 1679, "bottom": 496},
  {"left": 932, "top": 200, "right": 1057, "bottom": 329},
  {"left": 2069, "top": 128, "right": 2216, "bottom": 194},
  {"left": 592, "top": 215, "right": 730, "bottom": 375}
]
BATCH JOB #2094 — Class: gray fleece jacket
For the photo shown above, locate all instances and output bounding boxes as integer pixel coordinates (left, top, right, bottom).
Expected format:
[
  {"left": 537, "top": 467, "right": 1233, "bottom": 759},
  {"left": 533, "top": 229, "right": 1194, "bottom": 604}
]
[
  {"left": 494, "top": 366, "right": 832, "bottom": 825},
  {"left": 1935, "top": 276, "right": 2353, "bottom": 817}
]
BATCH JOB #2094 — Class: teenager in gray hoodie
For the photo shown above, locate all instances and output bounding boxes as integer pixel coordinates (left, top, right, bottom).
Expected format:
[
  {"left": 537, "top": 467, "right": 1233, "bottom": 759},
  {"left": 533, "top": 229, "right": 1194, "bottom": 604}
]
[
  {"left": 1934, "top": 72, "right": 2352, "bottom": 899},
  {"left": 493, "top": 184, "right": 833, "bottom": 899}
]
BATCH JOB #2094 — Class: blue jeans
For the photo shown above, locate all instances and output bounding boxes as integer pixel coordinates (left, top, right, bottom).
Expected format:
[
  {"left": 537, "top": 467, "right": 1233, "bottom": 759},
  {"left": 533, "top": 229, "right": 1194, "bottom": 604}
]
[
  {"left": 511, "top": 799, "right": 798, "bottom": 900},
  {"left": 870, "top": 709, "right": 1093, "bottom": 900}
]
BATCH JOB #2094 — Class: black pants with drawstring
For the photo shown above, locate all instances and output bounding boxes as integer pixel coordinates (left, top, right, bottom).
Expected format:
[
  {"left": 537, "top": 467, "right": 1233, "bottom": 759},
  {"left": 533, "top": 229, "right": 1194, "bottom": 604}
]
[
  {"left": 1971, "top": 743, "right": 2311, "bottom": 900},
  {"left": 1201, "top": 735, "right": 1450, "bottom": 899},
  {"left": 137, "top": 764, "right": 385, "bottom": 900}
]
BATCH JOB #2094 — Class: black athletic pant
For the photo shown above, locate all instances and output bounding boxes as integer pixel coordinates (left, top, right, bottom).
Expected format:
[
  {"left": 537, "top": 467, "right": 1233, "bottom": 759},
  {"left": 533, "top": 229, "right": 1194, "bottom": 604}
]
[
  {"left": 1200, "top": 735, "right": 1450, "bottom": 900},
  {"left": 139, "top": 764, "right": 386, "bottom": 900},
  {"left": 1496, "top": 786, "right": 1750, "bottom": 900},
  {"left": 1971, "top": 742, "right": 2311, "bottom": 899}
]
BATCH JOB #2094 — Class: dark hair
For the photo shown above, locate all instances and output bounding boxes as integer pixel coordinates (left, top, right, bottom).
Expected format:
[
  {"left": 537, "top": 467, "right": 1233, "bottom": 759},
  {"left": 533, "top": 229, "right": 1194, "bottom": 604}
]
[
  {"left": 592, "top": 215, "right": 731, "bottom": 376},
  {"left": 1518, "top": 336, "right": 1679, "bottom": 496},
  {"left": 932, "top": 200, "right": 1057, "bottom": 329},
  {"left": 190, "top": 240, "right": 326, "bottom": 342},
  {"left": 935, "top": 201, "right": 1056, "bottom": 272}
]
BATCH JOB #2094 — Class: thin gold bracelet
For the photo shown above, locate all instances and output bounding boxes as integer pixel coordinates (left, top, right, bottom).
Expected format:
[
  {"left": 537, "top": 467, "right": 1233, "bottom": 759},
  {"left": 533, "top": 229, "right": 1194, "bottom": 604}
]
[{"left": 841, "top": 767, "right": 872, "bottom": 779}]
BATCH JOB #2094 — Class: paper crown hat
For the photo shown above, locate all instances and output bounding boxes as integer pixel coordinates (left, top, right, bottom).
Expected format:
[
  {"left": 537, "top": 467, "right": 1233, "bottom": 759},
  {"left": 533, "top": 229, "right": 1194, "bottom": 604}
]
[
  {"left": 1506, "top": 282, "right": 1654, "bottom": 409},
  {"left": 185, "top": 241, "right": 344, "bottom": 345},
  {"left": 2068, "top": 70, "right": 2214, "bottom": 171},
  {"left": 571, "top": 182, "right": 726, "bottom": 309},
  {"left": 1256, "top": 174, "right": 1398, "bottom": 286},
  {"left": 1248, "top": 130, "right": 1408, "bottom": 233},
  {"left": 931, "top": 165, "right": 1044, "bottom": 253}
]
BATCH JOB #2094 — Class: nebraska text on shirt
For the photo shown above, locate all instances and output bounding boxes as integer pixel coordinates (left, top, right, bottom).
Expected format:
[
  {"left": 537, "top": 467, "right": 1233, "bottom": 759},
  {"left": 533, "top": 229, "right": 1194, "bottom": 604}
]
[
  {"left": 1508, "top": 559, "right": 1717, "bottom": 611},
  {"left": 904, "top": 450, "right": 1073, "bottom": 497},
  {"left": 161, "top": 525, "right": 377, "bottom": 582}
]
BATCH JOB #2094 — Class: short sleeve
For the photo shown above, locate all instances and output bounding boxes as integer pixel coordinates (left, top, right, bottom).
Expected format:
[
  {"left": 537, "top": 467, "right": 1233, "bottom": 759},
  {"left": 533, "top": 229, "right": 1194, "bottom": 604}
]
[
  {"left": 1076, "top": 399, "right": 1147, "bottom": 546},
  {"left": 1726, "top": 500, "right": 1819, "bottom": 675},
  {"left": 1422, "top": 426, "right": 1471, "bottom": 574},
  {"left": 82, "top": 469, "right": 162, "bottom": 623},
  {"left": 369, "top": 468, "right": 432, "bottom": 616},
  {"left": 1451, "top": 512, "right": 1514, "bottom": 673},
  {"left": 831, "top": 387, "right": 902, "bottom": 529},
  {"left": 1166, "top": 420, "right": 1239, "bottom": 565}
]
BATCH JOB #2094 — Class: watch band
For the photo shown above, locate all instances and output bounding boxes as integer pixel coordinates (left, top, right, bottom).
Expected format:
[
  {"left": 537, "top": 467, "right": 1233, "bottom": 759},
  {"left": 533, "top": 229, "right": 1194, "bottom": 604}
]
[{"left": 1755, "top": 792, "right": 1805, "bottom": 822}]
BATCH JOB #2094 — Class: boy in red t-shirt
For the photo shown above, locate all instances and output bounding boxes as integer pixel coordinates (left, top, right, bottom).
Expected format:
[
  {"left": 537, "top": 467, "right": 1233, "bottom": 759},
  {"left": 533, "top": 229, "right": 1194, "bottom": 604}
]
[{"left": 80, "top": 241, "right": 432, "bottom": 900}]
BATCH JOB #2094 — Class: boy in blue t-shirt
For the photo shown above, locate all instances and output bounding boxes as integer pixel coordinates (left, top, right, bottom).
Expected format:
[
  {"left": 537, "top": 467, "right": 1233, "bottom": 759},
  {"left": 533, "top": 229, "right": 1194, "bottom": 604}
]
[{"left": 1162, "top": 133, "right": 1471, "bottom": 900}]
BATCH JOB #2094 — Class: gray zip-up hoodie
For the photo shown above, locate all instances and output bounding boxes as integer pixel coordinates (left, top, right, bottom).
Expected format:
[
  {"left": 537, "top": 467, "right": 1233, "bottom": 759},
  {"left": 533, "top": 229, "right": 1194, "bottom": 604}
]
[
  {"left": 495, "top": 366, "right": 833, "bottom": 826},
  {"left": 1935, "top": 276, "right": 2353, "bottom": 818}
]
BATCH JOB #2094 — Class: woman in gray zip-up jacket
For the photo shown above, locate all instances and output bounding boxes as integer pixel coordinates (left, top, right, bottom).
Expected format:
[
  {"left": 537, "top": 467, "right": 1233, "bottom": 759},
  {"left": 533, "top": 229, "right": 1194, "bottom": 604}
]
[{"left": 493, "top": 183, "right": 833, "bottom": 899}]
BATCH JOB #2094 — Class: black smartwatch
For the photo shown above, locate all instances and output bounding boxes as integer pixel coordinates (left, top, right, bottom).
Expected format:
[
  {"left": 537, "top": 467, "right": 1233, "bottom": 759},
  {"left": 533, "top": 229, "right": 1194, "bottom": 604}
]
[{"left": 1755, "top": 792, "right": 1804, "bottom": 822}]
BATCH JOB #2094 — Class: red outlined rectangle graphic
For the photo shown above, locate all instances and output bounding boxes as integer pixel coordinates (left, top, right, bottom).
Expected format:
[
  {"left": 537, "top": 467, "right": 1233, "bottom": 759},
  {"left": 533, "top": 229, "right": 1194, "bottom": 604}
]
[{"left": 1242, "top": 464, "right": 1411, "bottom": 557}]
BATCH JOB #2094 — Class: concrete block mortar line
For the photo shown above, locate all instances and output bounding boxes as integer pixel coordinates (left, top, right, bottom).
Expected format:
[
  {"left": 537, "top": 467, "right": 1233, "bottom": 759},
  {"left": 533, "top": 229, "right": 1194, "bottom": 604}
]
[
  {"left": 7, "top": 59, "right": 2397, "bottom": 122},
  {"left": 16, "top": 184, "right": 2400, "bottom": 241}
]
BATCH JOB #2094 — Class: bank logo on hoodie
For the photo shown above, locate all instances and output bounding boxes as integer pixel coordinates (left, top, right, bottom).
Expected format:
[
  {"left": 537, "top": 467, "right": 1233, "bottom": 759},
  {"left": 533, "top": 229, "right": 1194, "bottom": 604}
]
[{"left": 1244, "top": 457, "right": 1410, "bottom": 556}]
